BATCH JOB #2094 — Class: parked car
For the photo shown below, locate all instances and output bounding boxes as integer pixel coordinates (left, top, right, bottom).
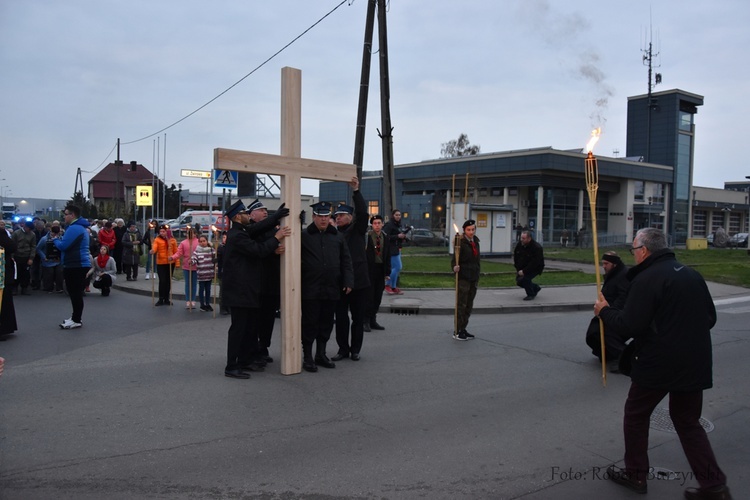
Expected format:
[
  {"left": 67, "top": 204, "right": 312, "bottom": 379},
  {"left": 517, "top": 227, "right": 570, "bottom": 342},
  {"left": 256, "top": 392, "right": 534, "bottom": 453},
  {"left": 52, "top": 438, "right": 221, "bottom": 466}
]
[
  {"left": 407, "top": 228, "right": 449, "bottom": 247},
  {"left": 729, "top": 232, "right": 748, "bottom": 248}
]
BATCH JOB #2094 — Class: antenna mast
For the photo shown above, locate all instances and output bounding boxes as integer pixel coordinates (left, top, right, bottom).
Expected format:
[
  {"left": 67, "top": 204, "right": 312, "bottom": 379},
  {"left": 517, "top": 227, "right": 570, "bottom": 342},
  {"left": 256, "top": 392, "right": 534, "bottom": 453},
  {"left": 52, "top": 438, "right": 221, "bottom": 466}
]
[{"left": 641, "top": 20, "right": 662, "bottom": 163}]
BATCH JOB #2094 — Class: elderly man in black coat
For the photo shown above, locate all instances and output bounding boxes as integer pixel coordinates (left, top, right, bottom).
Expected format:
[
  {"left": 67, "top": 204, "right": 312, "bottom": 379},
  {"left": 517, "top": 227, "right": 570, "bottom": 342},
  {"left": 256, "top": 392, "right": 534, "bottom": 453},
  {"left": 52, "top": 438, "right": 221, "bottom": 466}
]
[
  {"left": 222, "top": 200, "right": 290, "bottom": 379},
  {"left": 332, "top": 177, "right": 371, "bottom": 362},
  {"left": 586, "top": 251, "right": 630, "bottom": 364},
  {"left": 301, "top": 201, "right": 353, "bottom": 373},
  {"left": 595, "top": 228, "right": 731, "bottom": 498},
  {"left": 513, "top": 230, "right": 545, "bottom": 300}
]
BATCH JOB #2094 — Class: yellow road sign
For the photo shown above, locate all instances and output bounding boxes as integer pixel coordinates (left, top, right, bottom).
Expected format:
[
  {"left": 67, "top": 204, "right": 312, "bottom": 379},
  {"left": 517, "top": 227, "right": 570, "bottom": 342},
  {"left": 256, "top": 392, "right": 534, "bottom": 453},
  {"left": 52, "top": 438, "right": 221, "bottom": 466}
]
[{"left": 136, "top": 185, "right": 153, "bottom": 206}]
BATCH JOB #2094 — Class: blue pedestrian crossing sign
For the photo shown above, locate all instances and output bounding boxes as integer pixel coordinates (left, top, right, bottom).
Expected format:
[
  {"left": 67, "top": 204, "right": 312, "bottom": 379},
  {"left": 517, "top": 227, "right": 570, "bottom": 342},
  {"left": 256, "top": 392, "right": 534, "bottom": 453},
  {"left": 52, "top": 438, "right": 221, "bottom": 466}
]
[{"left": 214, "top": 169, "right": 238, "bottom": 189}]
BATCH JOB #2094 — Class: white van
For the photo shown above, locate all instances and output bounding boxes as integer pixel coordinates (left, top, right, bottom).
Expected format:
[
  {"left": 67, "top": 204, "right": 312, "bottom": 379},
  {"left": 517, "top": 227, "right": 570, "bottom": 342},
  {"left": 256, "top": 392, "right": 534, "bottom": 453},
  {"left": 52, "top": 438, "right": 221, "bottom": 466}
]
[{"left": 170, "top": 210, "right": 229, "bottom": 237}]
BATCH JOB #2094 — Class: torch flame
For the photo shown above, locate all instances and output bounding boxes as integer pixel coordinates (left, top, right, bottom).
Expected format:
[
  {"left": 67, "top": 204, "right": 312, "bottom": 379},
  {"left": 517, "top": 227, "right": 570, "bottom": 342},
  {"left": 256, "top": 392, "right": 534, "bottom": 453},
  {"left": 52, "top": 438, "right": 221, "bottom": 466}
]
[
  {"left": 452, "top": 223, "right": 460, "bottom": 234},
  {"left": 585, "top": 127, "right": 601, "bottom": 154}
]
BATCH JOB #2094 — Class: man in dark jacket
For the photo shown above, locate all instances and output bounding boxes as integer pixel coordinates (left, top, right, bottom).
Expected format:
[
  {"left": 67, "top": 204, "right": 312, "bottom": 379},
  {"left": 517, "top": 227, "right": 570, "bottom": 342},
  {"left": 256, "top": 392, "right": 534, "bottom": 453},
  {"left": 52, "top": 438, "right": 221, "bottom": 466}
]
[
  {"left": 222, "top": 200, "right": 290, "bottom": 379},
  {"left": 246, "top": 199, "right": 286, "bottom": 364},
  {"left": 365, "top": 214, "right": 391, "bottom": 331},
  {"left": 586, "top": 251, "right": 630, "bottom": 363},
  {"left": 594, "top": 228, "right": 731, "bottom": 498},
  {"left": 332, "top": 177, "right": 370, "bottom": 361},
  {"left": 301, "top": 201, "right": 353, "bottom": 372},
  {"left": 451, "top": 219, "right": 480, "bottom": 341},
  {"left": 513, "top": 230, "right": 544, "bottom": 300}
]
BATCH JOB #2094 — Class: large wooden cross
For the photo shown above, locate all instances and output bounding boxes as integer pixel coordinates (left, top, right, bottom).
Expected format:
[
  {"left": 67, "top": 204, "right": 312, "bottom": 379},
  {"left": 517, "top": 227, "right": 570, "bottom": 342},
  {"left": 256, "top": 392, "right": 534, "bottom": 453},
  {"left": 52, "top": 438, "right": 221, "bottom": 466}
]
[{"left": 214, "top": 66, "right": 355, "bottom": 375}]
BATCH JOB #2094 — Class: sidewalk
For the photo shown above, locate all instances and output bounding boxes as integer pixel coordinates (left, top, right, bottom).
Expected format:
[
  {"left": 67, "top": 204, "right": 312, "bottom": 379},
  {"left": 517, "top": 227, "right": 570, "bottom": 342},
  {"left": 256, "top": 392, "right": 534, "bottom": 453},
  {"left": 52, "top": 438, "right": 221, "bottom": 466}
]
[{"left": 113, "top": 262, "right": 750, "bottom": 315}]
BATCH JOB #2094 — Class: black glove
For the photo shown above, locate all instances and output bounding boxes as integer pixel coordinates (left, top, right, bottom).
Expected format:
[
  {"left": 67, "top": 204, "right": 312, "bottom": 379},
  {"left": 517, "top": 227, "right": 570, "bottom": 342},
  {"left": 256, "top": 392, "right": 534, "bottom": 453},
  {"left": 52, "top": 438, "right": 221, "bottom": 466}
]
[{"left": 272, "top": 203, "right": 290, "bottom": 223}]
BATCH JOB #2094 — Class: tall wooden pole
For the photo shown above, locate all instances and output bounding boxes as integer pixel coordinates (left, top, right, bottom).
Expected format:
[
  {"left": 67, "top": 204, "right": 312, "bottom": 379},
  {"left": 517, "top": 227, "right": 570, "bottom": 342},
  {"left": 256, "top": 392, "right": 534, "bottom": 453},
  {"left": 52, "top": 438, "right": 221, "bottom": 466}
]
[
  {"left": 585, "top": 151, "right": 606, "bottom": 387},
  {"left": 352, "top": 0, "right": 377, "bottom": 182},
  {"left": 377, "top": 0, "right": 396, "bottom": 217}
]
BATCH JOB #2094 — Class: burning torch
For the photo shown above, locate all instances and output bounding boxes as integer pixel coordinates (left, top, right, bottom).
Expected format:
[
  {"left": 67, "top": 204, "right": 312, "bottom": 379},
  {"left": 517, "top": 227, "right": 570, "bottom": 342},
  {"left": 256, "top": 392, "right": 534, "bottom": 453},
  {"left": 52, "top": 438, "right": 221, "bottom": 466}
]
[{"left": 585, "top": 128, "right": 607, "bottom": 387}]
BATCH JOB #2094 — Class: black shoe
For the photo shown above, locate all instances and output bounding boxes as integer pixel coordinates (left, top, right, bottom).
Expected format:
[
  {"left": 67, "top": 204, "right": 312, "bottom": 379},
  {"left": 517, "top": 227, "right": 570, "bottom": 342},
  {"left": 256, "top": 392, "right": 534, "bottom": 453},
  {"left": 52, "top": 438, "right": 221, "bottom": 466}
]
[
  {"left": 370, "top": 321, "right": 385, "bottom": 330},
  {"left": 303, "top": 358, "right": 318, "bottom": 372},
  {"left": 350, "top": 353, "right": 360, "bottom": 361},
  {"left": 462, "top": 330, "right": 475, "bottom": 339},
  {"left": 239, "top": 363, "right": 265, "bottom": 372},
  {"left": 220, "top": 308, "right": 230, "bottom": 315},
  {"left": 224, "top": 369, "right": 250, "bottom": 379},
  {"left": 454, "top": 332, "right": 469, "bottom": 341},
  {"left": 315, "top": 355, "right": 336, "bottom": 369},
  {"left": 534, "top": 285, "right": 542, "bottom": 294},
  {"left": 155, "top": 300, "right": 164, "bottom": 306},
  {"left": 684, "top": 485, "right": 732, "bottom": 500},
  {"left": 606, "top": 465, "right": 647, "bottom": 494},
  {"left": 523, "top": 295, "right": 536, "bottom": 301},
  {"left": 331, "top": 353, "right": 348, "bottom": 361},
  {"left": 362, "top": 322, "right": 371, "bottom": 332}
]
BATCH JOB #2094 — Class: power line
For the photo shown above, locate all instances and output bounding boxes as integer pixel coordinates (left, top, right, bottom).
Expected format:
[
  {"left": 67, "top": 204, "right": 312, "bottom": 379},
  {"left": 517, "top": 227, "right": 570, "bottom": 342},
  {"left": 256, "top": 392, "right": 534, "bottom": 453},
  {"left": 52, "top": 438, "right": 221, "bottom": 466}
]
[{"left": 122, "top": 0, "right": 350, "bottom": 146}]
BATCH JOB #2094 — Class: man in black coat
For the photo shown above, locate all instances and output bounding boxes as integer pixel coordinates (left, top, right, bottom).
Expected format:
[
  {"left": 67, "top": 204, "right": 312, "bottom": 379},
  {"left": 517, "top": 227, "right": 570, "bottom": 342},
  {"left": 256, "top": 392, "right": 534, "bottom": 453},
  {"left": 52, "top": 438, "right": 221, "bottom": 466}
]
[
  {"left": 332, "top": 177, "right": 370, "bottom": 362},
  {"left": 586, "top": 251, "right": 630, "bottom": 363},
  {"left": 513, "top": 230, "right": 545, "bottom": 300},
  {"left": 222, "top": 200, "right": 290, "bottom": 379},
  {"left": 245, "top": 199, "right": 285, "bottom": 363},
  {"left": 595, "top": 228, "right": 731, "bottom": 498},
  {"left": 301, "top": 201, "right": 353, "bottom": 372},
  {"left": 365, "top": 214, "right": 391, "bottom": 331}
]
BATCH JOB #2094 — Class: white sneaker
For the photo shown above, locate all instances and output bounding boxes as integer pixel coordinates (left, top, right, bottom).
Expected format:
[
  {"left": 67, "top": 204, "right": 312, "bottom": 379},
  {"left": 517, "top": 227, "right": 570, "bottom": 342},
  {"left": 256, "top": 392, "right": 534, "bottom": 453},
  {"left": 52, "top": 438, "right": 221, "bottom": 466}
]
[
  {"left": 145, "top": 274, "right": 150, "bottom": 280},
  {"left": 59, "top": 319, "right": 82, "bottom": 329}
]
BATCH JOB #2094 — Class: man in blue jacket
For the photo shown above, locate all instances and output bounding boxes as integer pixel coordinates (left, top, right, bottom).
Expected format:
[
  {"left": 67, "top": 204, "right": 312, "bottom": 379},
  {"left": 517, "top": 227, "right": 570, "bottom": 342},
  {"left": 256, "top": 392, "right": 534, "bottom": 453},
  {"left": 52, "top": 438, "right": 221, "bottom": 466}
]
[
  {"left": 54, "top": 204, "right": 91, "bottom": 329},
  {"left": 595, "top": 228, "right": 731, "bottom": 499}
]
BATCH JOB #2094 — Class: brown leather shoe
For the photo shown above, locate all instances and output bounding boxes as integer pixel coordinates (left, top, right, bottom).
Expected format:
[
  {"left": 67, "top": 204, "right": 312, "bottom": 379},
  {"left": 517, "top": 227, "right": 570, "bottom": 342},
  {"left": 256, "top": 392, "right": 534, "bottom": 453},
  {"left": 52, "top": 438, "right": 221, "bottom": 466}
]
[
  {"left": 606, "top": 465, "right": 647, "bottom": 494},
  {"left": 684, "top": 485, "right": 732, "bottom": 500}
]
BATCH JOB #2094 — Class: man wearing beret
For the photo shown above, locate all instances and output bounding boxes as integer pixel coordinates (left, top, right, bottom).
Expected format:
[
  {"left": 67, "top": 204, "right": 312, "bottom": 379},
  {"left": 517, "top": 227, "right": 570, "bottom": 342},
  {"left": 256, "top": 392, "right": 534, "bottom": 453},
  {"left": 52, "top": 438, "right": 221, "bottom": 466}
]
[
  {"left": 222, "top": 200, "right": 291, "bottom": 379},
  {"left": 301, "top": 201, "right": 353, "bottom": 372},
  {"left": 451, "top": 219, "right": 480, "bottom": 341},
  {"left": 585, "top": 251, "right": 630, "bottom": 366},
  {"left": 332, "top": 176, "right": 370, "bottom": 362}
]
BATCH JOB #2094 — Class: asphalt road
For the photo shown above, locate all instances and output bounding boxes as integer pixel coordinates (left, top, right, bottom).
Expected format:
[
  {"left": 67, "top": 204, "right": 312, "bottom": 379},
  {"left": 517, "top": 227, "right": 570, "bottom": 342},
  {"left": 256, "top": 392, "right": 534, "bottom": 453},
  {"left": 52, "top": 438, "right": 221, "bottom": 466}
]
[{"left": 0, "top": 290, "right": 748, "bottom": 499}]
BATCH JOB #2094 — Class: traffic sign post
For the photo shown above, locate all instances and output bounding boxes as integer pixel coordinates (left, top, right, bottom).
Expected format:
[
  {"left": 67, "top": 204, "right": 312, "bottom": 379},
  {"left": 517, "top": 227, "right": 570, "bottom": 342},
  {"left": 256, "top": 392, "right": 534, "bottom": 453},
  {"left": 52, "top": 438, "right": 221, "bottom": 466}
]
[{"left": 213, "top": 169, "right": 238, "bottom": 189}]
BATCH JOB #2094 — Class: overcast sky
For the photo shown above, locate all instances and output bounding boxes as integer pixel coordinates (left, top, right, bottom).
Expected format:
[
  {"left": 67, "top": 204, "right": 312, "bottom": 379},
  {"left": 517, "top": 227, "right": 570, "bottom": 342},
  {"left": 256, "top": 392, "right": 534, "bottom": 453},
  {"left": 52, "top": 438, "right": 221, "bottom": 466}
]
[{"left": 1, "top": 0, "right": 748, "bottom": 201}]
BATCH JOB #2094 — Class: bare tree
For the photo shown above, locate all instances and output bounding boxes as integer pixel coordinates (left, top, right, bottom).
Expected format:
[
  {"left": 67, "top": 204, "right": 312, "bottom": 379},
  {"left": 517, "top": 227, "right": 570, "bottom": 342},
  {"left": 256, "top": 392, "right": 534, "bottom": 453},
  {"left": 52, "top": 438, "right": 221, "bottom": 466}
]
[{"left": 440, "top": 133, "right": 481, "bottom": 158}]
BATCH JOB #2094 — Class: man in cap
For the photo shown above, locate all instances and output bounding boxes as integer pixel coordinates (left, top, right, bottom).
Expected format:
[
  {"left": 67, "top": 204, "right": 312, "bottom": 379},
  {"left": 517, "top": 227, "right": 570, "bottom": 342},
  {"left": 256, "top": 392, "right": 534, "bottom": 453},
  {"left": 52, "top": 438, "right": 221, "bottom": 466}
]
[
  {"left": 301, "top": 200, "right": 353, "bottom": 372},
  {"left": 332, "top": 176, "right": 371, "bottom": 362},
  {"left": 222, "top": 200, "right": 291, "bottom": 379},
  {"left": 365, "top": 214, "right": 390, "bottom": 331},
  {"left": 245, "top": 198, "right": 285, "bottom": 364},
  {"left": 585, "top": 251, "right": 630, "bottom": 367},
  {"left": 451, "top": 219, "right": 480, "bottom": 341}
]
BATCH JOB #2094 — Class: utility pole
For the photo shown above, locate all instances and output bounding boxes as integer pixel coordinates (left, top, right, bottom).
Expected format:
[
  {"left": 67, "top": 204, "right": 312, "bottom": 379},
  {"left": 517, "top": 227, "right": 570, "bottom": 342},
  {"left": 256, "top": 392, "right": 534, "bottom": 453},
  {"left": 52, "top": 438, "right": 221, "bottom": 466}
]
[
  {"left": 642, "top": 28, "right": 661, "bottom": 163},
  {"left": 377, "top": 0, "right": 396, "bottom": 218},
  {"left": 115, "top": 138, "right": 123, "bottom": 216},
  {"left": 352, "top": 0, "right": 377, "bottom": 185}
]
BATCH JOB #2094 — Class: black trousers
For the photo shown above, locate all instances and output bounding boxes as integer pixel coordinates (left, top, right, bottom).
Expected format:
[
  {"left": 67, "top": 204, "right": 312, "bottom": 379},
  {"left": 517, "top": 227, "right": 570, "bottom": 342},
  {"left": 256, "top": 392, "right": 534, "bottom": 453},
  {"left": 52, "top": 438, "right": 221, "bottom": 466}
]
[
  {"left": 516, "top": 272, "right": 540, "bottom": 297},
  {"left": 368, "top": 263, "right": 386, "bottom": 322},
  {"left": 335, "top": 287, "right": 368, "bottom": 356},
  {"left": 63, "top": 267, "right": 90, "bottom": 323},
  {"left": 156, "top": 264, "right": 171, "bottom": 302},
  {"left": 623, "top": 383, "right": 727, "bottom": 488},
  {"left": 257, "top": 294, "right": 279, "bottom": 357},
  {"left": 226, "top": 306, "right": 261, "bottom": 371},
  {"left": 301, "top": 298, "right": 336, "bottom": 356}
]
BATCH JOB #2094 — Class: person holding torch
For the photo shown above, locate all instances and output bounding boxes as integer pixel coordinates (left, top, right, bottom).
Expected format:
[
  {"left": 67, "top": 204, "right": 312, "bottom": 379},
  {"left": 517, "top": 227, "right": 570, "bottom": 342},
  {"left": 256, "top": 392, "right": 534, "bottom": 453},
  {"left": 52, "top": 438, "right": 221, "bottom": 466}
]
[{"left": 451, "top": 220, "right": 480, "bottom": 341}]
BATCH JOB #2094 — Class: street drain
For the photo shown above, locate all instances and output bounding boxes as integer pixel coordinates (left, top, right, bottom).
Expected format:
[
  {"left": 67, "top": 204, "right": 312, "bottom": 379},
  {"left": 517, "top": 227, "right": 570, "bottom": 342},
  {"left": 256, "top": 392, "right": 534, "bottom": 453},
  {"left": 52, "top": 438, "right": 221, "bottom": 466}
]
[{"left": 650, "top": 406, "right": 715, "bottom": 433}]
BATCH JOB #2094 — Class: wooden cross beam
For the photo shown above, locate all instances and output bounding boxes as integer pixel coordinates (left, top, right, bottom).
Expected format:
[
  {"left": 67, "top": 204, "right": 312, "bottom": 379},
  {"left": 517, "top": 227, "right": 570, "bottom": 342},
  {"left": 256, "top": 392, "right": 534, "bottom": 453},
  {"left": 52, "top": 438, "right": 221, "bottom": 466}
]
[{"left": 214, "top": 66, "right": 355, "bottom": 375}]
